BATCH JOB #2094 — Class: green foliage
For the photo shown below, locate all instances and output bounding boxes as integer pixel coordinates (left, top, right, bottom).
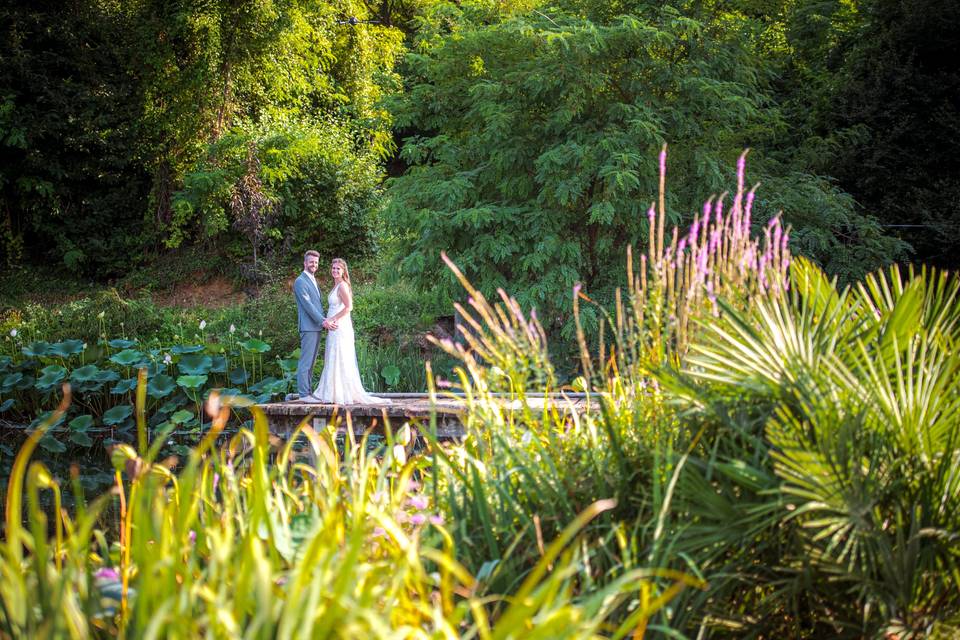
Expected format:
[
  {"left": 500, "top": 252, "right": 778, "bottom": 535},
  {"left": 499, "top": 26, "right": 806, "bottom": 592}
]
[
  {"left": 424, "top": 188, "right": 960, "bottom": 635},
  {"left": 386, "top": 4, "right": 906, "bottom": 333},
  {"left": 171, "top": 119, "right": 383, "bottom": 264},
  {"left": 0, "top": 0, "right": 405, "bottom": 275},
  {"left": 0, "top": 388, "right": 684, "bottom": 637}
]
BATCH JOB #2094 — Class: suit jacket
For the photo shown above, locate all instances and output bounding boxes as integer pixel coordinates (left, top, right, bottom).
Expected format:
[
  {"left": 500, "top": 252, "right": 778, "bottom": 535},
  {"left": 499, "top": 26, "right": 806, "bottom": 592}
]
[{"left": 294, "top": 272, "right": 326, "bottom": 332}]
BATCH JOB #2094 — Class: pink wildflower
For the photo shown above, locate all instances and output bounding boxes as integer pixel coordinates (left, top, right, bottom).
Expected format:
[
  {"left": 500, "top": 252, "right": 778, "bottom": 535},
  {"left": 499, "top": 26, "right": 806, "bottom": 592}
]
[
  {"left": 410, "top": 514, "right": 427, "bottom": 526},
  {"left": 429, "top": 514, "right": 445, "bottom": 526},
  {"left": 408, "top": 495, "right": 429, "bottom": 510}
]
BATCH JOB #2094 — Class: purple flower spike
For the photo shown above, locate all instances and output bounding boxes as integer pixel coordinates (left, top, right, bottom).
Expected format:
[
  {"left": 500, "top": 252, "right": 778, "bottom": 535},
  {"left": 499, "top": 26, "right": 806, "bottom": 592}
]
[
  {"left": 677, "top": 239, "right": 686, "bottom": 255},
  {"left": 95, "top": 567, "right": 120, "bottom": 582},
  {"left": 744, "top": 191, "right": 755, "bottom": 233},
  {"left": 573, "top": 282, "right": 582, "bottom": 296},
  {"left": 212, "top": 472, "right": 220, "bottom": 494},
  {"left": 408, "top": 495, "right": 429, "bottom": 510},
  {"left": 410, "top": 513, "right": 427, "bottom": 526},
  {"left": 659, "top": 147, "right": 667, "bottom": 181},
  {"left": 188, "top": 530, "right": 196, "bottom": 544},
  {"left": 647, "top": 204, "right": 656, "bottom": 223}
]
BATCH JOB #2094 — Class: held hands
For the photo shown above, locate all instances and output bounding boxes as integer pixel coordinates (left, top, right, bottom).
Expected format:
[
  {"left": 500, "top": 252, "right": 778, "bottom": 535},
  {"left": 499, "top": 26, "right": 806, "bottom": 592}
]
[{"left": 322, "top": 318, "right": 338, "bottom": 331}]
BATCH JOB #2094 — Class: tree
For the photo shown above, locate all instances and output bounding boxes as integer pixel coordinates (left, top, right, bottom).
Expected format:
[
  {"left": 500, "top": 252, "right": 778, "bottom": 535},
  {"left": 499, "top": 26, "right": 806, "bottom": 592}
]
[{"left": 385, "top": 3, "right": 906, "bottom": 334}]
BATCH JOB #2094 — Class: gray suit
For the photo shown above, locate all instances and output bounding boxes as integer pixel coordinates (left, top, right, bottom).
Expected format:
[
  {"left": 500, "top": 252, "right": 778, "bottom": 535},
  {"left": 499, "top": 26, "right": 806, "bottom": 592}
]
[{"left": 293, "top": 272, "right": 326, "bottom": 397}]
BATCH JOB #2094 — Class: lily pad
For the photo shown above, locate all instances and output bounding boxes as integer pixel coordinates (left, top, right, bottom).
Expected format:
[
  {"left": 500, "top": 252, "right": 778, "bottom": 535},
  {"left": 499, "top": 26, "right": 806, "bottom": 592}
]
[
  {"left": 0, "top": 398, "right": 14, "bottom": 412},
  {"left": 36, "top": 367, "right": 67, "bottom": 391},
  {"left": 1, "top": 372, "right": 24, "bottom": 394},
  {"left": 95, "top": 370, "right": 121, "bottom": 384},
  {"left": 0, "top": 355, "right": 12, "bottom": 373},
  {"left": 70, "top": 365, "right": 101, "bottom": 383},
  {"left": 109, "top": 349, "right": 145, "bottom": 367},
  {"left": 49, "top": 339, "right": 86, "bottom": 358},
  {"left": 209, "top": 356, "right": 228, "bottom": 373},
  {"left": 102, "top": 405, "right": 133, "bottom": 425},
  {"left": 176, "top": 374, "right": 208, "bottom": 390},
  {"left": 29, "top": 410, "right": 65, "bottom": 430},
  {"left": 38, "top": 434, "right": 67, "bottom": 453},
  {"left": 239, "top": 339, "right": 271, "bottom": 354},
  {"left": 69, "top": 430, "right": 93, "bottom": 447},
  {"left": 381, "top": 364, "right": 401, "bottom": 387},
  {"left": 228, "top": 368, "right": 248, "bottom": 385},
  {"left": 178, "top": 354, "right": 213, "bottom": 376},
  {"left": 22, "top": 341, "right": 52, "bottom": 357},
  {"left": 158, "top": 399, "right": 183, "bottom": 414},
  {"left": 169, "top": 409, "right": 194, "bottom": 425},
  {"left": 111, "top": 378, "right": 138, "bottom": 394},
  {"left": 278, "top": 358, "right": 298, "bottom": 373},
  {"left": 170, "top": 344, "right": 204, "bottom": 355},
  {"left": 69, "top": 415, "right": 94, "bottom": 432},
  {"left": 147, "top": 374, "right": 176, "bottom": 398},
  {"left": 108, "top": 338, "right": 138, "bottom": 349}
]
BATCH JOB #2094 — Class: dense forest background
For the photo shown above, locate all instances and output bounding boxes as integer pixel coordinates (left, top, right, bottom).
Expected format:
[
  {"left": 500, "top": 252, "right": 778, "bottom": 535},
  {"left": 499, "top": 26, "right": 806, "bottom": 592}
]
[{"left": 1, "top": 0, "right": 958, "bottom": 326}]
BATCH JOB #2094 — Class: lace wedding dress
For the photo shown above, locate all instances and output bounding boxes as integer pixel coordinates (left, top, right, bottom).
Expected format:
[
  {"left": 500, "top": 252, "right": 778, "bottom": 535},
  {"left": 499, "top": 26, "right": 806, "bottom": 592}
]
[{"left": 313, "top": 282, "right": 389, "bottom": 405}]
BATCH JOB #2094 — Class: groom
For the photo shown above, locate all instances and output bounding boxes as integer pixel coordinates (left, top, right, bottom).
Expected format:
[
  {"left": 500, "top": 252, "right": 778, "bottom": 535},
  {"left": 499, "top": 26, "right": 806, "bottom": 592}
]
[{"left": 293, "top": 250, "right": 336, "bottom": 401}]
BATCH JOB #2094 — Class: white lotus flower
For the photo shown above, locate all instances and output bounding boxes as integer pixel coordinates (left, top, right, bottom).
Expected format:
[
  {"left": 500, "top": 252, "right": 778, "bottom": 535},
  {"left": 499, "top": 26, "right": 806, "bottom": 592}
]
[
  {"left": 199, "top": 320, "right": 207, "bottom": 330},
  {"left": 229, "top": 324, "right": 236, "bottom": 334},
  {"left": 9, "top": 329, "right": 17, "bottom": 337}
]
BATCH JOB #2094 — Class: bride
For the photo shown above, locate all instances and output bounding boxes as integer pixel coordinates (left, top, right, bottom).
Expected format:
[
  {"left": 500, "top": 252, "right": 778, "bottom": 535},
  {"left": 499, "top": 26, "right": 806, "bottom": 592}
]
[{"left": 305, "top": 258, "right": 389, "bottom": 405}]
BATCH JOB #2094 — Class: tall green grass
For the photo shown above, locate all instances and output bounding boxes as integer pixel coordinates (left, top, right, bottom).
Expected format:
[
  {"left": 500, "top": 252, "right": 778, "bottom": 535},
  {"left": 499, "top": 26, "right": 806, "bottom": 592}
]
[{"left": 0, "top": 380, "right": 693, "bottom": 637}]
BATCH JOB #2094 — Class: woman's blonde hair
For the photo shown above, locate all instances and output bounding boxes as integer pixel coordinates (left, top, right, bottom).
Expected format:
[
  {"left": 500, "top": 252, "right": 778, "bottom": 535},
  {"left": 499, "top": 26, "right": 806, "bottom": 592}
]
[{"left": 332, "top": 258, "right": 350, "bottom": 285}]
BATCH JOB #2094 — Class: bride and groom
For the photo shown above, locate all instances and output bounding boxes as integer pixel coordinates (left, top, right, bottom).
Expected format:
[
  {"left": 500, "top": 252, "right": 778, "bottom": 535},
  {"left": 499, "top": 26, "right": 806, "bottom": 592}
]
[{"left": 293, "top": 250, "right": 388, "bottom": 405}]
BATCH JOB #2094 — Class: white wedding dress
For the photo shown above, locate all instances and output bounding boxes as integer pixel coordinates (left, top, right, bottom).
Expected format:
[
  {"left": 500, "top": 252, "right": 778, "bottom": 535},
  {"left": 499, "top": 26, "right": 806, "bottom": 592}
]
[{"left": 313, "top": 282, "right": 389, "bottom": 405}]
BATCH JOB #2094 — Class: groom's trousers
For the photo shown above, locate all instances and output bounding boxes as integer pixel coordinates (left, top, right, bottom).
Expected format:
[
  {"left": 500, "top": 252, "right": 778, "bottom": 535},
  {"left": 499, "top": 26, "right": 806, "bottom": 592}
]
[{"left": 297, "top": 330, "right": 322, "bottom": 397}]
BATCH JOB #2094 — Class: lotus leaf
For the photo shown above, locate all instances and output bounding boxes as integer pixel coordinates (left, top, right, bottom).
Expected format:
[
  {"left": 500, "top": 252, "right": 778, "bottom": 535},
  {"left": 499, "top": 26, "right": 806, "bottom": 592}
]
[
  {"left": 111, "top": 378, "right": 138, "bottom": 394},
  {"left": 108, "top": 338, "right": 138, "bottom": 349},
  {"left": 144, "top": 362, "right": 166, "bottom": 376},
  {"left": 29, "top": 410, "right": 65, "bottom": 429},
  {"left": 228, "top": 368, "right": 248, "bottom": 384},
  {"left": 158, "top": 399, "right": 183, "bottom": 414},
  {"left": 0, "top": 398, "right": 13, "bottom": 412},
  {"left": 148, "top": 374, "right": 176, "bottom": 398},
  {"left": 95, "top": 370, "right": 121, "bottom": 384},
  {"left": 49, "top": 339, "right": 86, "bottom": 357},
  {"left": 260, "top": 379, "right": 288, "bottom": 395},
  {"left": 70, "top": 430, "right": 93, "bottom": 447},
  {"left": 249, "top": 376, "right": 281, "bottom": 393},
  {"left": 210, "top": 356, "right": 228, "bottom": 373},
  {"left": 70, "top": 365, "right": 101, "bottom": 383},
  {"left": 69, "top": 415, "right": 94, "bottom": 432},
  {"left": 36, "top": 368, "right": 67, "bottom": 391},
  {"left": 171, "top": 344, "right": 204, "bottom": 355},
  {"left": 169, "top": 409, "right": 194, "bottom": 425},
  {"left": 219, "top": 392, "right": 256, "bottom": 407},
  {"left": 205, "top": 343, "right": 225, "bottom": 354},
  {"left": 22, "top": 341, "right": 52, "bottom": 357},
  {"left": 178, "top": 354, "right": 213, "bottom": 375},
  {"left": 41, "top": 364, "right": 67, "bottom": 376},
  {"left": 38, "top": 434, "right": 67, "bottom": 453},
  {"left": 240, "top": 339, "right": 271, "bottom": 353},
  {"left": 102, "top": 405, "right": 133, "bottom": 425},
  {"left": 0, "top": 355, "right": 13, "bottom": 372},
  {"left": 278, "top": 358, "right": 298, "bottom": 373},
  {"left": 1, "top": 372, "right": 24, "bottom": 393},
  {"left": 176, "top": 374, "right": 208, "bottom": 389},
  {"left": 381, "top": 364, "right": 401, "bottom": 387},
  {"left": 109, "top": 349, "right": 145, "bottom": 367}
]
